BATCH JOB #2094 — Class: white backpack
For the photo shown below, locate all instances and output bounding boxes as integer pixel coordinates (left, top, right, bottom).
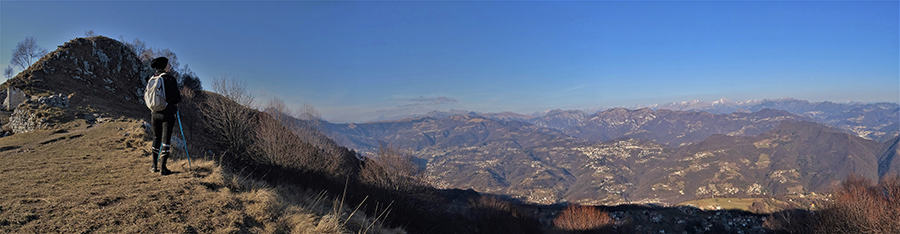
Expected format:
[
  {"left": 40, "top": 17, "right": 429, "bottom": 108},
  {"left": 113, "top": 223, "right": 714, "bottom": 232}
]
[{"left": 144, "top": 73, "right": 167, "bottom": 112}]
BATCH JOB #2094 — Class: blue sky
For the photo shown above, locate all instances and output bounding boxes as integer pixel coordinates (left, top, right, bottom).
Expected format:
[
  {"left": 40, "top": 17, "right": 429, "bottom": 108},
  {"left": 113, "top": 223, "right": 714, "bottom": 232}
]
[{"left": 2, "top": 1, "right": 898, "bottom": 123}]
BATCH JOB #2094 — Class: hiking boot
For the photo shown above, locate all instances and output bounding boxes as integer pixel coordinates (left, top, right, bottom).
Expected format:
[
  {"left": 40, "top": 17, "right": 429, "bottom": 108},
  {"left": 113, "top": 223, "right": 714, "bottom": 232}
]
[
  {"left": 160, "top": 155, "right": 172, "bottom": 175},
  {"left": 159, "top": 146, "right": 171, "bottom": 175},
  {"left": 150, "top": 147, "right": 160, "bottom": 173}
]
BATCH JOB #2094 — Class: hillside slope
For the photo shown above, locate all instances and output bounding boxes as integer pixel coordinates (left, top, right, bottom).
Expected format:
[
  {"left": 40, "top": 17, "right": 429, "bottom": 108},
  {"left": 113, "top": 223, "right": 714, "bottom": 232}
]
[
  {"left": 330, "top": 114, "right": 893, "bottom": 205},
  {"left": 636, "top": 121, "right": 883, "bottom": 203},
  {"left": 0, "top": 119, "right": 402, "bottom": 233},
  {"left": 880, "top": 136, "right": 900, "bottom": 179}
]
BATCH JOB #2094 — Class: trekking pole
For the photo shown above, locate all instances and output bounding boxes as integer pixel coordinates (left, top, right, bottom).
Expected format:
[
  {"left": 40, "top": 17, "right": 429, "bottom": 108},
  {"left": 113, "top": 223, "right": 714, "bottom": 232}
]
[{"left": 176, "top": 110, "right": 192, "bottom": 169}]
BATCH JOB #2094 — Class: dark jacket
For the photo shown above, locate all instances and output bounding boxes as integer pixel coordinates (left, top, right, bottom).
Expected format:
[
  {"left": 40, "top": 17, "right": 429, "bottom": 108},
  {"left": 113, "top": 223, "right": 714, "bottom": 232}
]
[{"left": 153, "top": 72, "right": 181, "bottom": 114}]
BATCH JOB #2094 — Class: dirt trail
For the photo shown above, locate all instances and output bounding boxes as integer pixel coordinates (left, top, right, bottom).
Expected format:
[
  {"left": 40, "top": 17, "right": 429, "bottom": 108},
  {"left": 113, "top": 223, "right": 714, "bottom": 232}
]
[{"left": 1, "top": 120, "right": 238, "bottom": 233}]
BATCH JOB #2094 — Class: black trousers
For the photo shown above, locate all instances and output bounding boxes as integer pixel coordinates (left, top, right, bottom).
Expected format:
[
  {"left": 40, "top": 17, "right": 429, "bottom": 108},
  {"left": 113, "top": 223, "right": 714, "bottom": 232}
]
[{"left": 151, "top": 110, "right": 176, "bottom": 152}]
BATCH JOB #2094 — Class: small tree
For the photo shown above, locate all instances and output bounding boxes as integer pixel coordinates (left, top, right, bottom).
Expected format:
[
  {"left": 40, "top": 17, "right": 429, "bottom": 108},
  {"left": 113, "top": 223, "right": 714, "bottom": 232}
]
[
  {"left": 10, "top": 36, "right": 49, "bottom": 70},
  {"left": 85, "top": 30, "right": 96, "bottom": 37},
  {"left": 178, "top": 64, "right": 203, "bottom": 91},
  {"left": 3, "top": 66, "right": 13, "bottom": 81}
]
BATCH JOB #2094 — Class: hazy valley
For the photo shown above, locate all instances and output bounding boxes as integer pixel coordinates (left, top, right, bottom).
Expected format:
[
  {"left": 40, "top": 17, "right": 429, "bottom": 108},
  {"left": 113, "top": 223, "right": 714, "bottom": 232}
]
[{"left": 328, "top": 102, "right": 900, "bottom": 205}]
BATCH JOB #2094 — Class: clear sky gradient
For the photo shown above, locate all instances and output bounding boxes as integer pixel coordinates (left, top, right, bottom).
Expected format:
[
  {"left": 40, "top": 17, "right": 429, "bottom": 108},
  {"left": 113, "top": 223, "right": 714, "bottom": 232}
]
[{"left": 2, "top": 1, "right": 898, "bottom": 123}]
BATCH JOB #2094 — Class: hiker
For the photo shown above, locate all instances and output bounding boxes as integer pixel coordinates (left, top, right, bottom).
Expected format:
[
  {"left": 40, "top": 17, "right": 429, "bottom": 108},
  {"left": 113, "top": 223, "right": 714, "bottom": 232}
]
[{"left": 146, "top": 57, "right": 181, "bottom": 175}]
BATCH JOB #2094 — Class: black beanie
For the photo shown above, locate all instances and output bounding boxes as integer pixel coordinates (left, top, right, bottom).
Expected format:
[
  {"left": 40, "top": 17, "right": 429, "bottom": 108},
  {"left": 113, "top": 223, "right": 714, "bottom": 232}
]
[{"left": 150, "top": 57, "right": 168, "bottom": 70}]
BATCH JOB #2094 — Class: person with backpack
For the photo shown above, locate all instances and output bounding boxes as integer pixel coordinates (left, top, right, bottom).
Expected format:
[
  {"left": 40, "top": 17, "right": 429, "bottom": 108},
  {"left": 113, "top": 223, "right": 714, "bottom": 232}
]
[{"left": 145, "top": 57, "right": 181, "bottom": 175}]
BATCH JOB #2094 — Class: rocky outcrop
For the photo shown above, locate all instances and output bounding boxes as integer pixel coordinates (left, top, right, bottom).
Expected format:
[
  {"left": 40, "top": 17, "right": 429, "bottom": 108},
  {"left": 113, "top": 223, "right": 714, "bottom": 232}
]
[
  {"left": 3, "top": 36, "right": 149, "bottom": 120},
  {"left": 7, "top": 94, "right": 70, "bottom": 134}
]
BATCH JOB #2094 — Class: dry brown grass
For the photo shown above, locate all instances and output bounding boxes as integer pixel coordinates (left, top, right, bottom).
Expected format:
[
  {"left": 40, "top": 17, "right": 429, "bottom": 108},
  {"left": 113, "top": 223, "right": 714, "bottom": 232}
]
[
  {"left": 0, "top": 119, "right": 403, "bottom": 233},
  {"left": 552, "top": 205, "right": 614, "bottom": 232}
]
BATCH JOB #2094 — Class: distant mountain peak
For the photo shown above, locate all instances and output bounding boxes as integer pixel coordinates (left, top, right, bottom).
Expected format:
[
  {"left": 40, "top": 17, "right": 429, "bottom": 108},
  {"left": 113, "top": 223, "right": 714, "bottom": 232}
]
[{"left": 712, "top": 97, "right": 733, "bottom": 105}]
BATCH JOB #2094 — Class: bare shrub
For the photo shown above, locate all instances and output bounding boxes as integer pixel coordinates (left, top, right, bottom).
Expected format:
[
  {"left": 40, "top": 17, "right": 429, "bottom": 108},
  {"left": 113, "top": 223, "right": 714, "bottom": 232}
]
[
  {"left": 359, "top": 145, "right": 425, "bottom": 192},
  {"left": 255, "top": 98, "right": 329, "bottom": 171},
  {"left": 288, "top": 103, "right": 348, "bottom": 162},
  {"left": 213, "top": 76, "right": 254, "bottom": 107},
  {"left": 553, "top": 205, "right": 614, "bottom": 231},
  {"left": 827, "top": 175, "right": 900, "bottom": 234},
  {"left": 256, "top": 110, "right": 311, "bottom": 167},
  {"left": 765, "top": 175, "right": 900, "bottom": 234},
  {"left": 198, "top": 77, "right": 259, "bottom": 164},
  {"left": 254, "top": 97, "right": 355, "bottom": 178},
  {"left": 883, "top": 176, "right": 900, "bottom": 205}
]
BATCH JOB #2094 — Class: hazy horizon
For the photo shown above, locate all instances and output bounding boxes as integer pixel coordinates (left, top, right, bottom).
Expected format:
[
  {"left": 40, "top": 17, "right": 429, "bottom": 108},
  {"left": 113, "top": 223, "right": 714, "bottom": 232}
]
[{"left": 359, "top": 96, "right": 900, "bottom": 123}]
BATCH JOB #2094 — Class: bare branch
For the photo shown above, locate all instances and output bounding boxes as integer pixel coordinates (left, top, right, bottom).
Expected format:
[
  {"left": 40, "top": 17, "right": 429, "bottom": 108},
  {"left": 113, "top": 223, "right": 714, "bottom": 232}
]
[
  {"left": 3, "top": 66, "right": 14, "bottom": 80},
  {"left": 10, "top": 36, "right": 49, "bottom": 70},
  {"left": 213, "top": 76, "right": 255, "bottom": 108}
]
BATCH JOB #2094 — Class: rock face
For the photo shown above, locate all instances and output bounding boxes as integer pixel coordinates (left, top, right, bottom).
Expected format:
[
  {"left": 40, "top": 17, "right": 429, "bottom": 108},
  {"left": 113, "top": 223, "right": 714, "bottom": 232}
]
[{"left": 2, "top": 36, "right": 149, "bottom": 121}]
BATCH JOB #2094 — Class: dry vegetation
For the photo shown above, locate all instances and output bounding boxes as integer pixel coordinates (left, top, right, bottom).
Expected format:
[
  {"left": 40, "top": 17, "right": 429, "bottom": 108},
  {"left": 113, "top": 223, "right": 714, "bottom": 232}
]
[
  {"left": 552, "top": 205, "right": 614, "bottom": 232},
  {"left": 177, "top": 77, "right": 557, "bottom": 233},
  {"left": 359, "top": 146, "right": 426, "bottom": 193},
  {"left": 764, "top": 174, "right": 900, "bottom": 234},
  {"left": 0, "top": 115, "right": 409, "bottom": 233}
]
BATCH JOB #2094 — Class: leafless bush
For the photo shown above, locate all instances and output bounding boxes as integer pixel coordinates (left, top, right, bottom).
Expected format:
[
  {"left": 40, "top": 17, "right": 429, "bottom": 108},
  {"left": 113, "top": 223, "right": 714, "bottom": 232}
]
[
  {"left": 553, "top": 205, "right": 614, "bottom": 231},
  {"left": 198, "top": 77, "right": 259, "bottom": 164},
  {"left": 819, "top": 175, "right": 900, "bottom": 234},
  {"left": 359, "top": 145, "right": 425, "bottom": 193},
  {"left": 765, "top": 175, "right": 900, "bottom": 234},
  {"left": 213, "top": 76, "right": 254, "bottom": 108},
  {"left": 254, "top": 98, "right": 343, "bottom": 174},
  {"left": 256, "top": 110, "right": 311, "bottom": 167},
  {"left": 288, "top": 103, "right": 347, "bottom": 157}
]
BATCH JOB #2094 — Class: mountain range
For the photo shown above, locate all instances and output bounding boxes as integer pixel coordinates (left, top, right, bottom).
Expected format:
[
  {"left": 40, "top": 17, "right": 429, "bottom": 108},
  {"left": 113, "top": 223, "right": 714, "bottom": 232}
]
[
  {"left": 327, "top": 102, "right": 899, "bottom": 205},
  {"left": 369, "top": 98, "right": 898, "bottom": 143}
]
